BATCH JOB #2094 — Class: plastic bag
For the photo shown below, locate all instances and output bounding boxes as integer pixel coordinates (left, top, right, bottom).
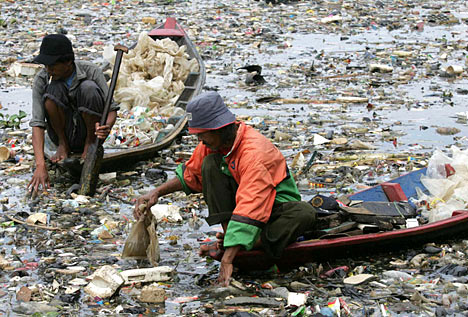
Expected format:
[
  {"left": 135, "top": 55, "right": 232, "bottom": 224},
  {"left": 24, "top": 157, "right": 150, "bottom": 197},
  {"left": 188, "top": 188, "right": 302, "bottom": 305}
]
[
  {"left": 146, "top": 212, "right": 160, "bottom": 267},
  {"left": 122, "top": 212, "right": 160, "bottom": 266},
  {"left": 450, "top": 146, "right": 468, "bottom": 179},
  {"left": 426, "top": 149, "right": 452, "bottom": 179},
  {"left": 428, "top": 198, "right": 466, "bottom": 222},
  {"left": 122, "top": 218, "right": 150, "bottom": 260},
  {"left": 420, "top": 177, "right": 458, "bottom": 202}
]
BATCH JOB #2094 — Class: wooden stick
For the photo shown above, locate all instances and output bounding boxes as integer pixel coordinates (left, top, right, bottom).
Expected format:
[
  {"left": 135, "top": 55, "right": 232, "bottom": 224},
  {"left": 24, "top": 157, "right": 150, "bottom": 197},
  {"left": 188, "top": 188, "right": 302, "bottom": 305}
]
[
  {"left": 276, "top": 98, "right": 337, "bottom": 104},
  {"left": 217, "top": 308, "right": 277, "bottom": 313},
  {"left": 5, "top": 214, "right": 65, "bottom": 231},
  {"left": 315, "top": 73, "right": 364, "bottom": 79}
]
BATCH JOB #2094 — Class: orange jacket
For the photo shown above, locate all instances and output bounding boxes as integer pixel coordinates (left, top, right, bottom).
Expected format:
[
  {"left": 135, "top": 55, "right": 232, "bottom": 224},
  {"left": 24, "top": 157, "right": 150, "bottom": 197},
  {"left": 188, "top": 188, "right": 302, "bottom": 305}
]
[
  {"left": 176, "top": 121, "right": 300, "bottom": 249},
  {"left": 181, "top": 121, "right": 289, "bottom": 220}
]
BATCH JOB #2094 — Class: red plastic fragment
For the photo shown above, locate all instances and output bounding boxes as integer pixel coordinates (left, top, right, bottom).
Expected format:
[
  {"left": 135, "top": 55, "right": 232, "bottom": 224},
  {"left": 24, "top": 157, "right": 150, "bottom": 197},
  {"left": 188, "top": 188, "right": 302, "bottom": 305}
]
[
  {"left": 381, "top": 182, "right": 408, "bottom": 202},
  {"left": 320, "top": 265, "right": 349, "bottom": 278},
  {"left": 445, "top": 163, "right": 456, "bottom": 177}
]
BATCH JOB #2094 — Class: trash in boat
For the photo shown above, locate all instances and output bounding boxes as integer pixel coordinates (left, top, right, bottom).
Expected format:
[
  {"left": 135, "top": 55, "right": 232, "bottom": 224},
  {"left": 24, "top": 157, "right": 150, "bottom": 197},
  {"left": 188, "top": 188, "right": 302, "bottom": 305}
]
[{"left": 102, "top": 32, "right": 199, "bottom": 149}]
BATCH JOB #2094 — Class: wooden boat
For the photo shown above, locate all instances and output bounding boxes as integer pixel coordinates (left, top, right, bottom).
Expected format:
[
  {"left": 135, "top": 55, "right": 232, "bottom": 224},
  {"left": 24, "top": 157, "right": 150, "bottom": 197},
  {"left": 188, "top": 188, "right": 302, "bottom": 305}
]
[
  {"left": 45, "top": 17, "right": 205, "bottom": 172},
  {"left": 209, "top": 167, "right": 468, "bottom": 270}
]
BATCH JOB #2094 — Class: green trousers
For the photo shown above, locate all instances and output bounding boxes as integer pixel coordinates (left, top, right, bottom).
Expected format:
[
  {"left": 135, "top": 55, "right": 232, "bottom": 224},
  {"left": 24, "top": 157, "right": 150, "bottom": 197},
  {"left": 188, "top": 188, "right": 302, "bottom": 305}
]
[{"left": 202, "top": 153, "right": 316, "bottom": 259}]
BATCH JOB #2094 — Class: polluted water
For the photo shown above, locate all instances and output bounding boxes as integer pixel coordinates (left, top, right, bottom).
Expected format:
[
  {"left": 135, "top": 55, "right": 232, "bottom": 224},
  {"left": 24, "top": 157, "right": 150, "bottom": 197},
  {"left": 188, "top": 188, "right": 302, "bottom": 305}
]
[{"left": 1, "top": 0, "right": 468, "bottom": 315}]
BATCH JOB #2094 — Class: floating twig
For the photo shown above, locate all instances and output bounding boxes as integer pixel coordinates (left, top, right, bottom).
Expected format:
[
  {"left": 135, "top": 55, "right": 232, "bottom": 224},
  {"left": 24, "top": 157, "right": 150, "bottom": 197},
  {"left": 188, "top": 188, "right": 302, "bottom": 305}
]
[{"left": 5, "top": 214, "right": 65, "bottom": 231}]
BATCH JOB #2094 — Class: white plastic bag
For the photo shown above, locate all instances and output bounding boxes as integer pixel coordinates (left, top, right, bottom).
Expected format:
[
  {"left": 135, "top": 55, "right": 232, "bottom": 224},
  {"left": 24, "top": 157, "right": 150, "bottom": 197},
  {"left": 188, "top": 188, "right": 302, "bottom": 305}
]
[{"left": 426, "top": 149, "right": 452, "bottom": 179}]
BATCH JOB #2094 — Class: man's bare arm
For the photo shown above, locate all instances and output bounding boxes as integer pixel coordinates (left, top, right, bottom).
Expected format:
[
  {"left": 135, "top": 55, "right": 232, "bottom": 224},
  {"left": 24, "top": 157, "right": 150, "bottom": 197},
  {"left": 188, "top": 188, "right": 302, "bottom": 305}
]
[
  {"left": 28, "top": 127, "right": 50, "bottom": 193},
  {"left": 134, "top": 177, "right": 183, "bottom": 220}
]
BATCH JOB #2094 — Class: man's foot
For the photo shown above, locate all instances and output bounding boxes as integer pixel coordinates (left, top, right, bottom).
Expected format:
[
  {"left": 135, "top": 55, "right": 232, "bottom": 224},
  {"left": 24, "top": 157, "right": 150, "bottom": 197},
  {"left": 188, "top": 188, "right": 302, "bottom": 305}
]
[
  {"left": 62, "top": 158, "right": 83, "bottom": 179},
  {"left": 81, "top": 146, "right": 88, "bottom": 160},
  {"left": 81, "top": 141, "right": 93, "bottom": 160},
  {"left": 51, "top": 145, "right": 69, "bottom": 163}
]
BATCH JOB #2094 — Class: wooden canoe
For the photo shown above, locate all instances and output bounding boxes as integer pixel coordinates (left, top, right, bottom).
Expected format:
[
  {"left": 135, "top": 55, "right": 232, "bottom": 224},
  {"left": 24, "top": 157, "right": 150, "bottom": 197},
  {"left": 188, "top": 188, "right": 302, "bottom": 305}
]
[
  {"left": 209, "top": 167, "right": 468, "bottom": 270},
  {"left": 45, "top": 17, "right": 205, "bottom": 172}
]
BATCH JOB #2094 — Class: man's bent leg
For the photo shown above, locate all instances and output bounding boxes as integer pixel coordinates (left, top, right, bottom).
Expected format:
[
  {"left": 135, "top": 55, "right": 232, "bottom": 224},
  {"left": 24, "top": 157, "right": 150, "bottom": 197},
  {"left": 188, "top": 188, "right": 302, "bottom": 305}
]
[
  {"left": 261, "top": 201, "right": 317, "bottom": 259},
  {"left": 43, "top": 80, "right": 79, "bottom": 160},
  {"left": 200, "top": 153, "right": 238, "bottom": 255},
  {"left": 44, "top": 98, "right": 69, "bottom": 162},
  {"left": 81, "top": 112, "right": 100, "bottom": 159},
  {"left": 76, "top": 80, "right": 106, "bottom": 159},
  {"left": 202, "top": 153, "right": 238, "bottom": 226}
]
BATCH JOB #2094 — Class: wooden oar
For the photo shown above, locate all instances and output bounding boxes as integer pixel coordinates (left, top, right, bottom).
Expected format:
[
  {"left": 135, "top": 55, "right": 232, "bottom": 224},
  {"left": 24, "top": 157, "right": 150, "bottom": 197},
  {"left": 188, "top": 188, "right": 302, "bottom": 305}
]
[{"left": 79, "top": 44, "right": 128, "bottom": 196}]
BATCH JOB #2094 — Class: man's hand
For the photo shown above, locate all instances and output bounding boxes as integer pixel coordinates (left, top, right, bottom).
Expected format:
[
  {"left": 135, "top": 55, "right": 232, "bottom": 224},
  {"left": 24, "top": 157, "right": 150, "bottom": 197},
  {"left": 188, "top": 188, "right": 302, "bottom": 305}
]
[
  {"left": 218, "top": 245, "right": 241, "bottom": 286},
  {"left": 95, "top": 122, "right": 111, "bottom": 140},
  {"left": 28, "top": 164, "right": 50, "bottom": 194},
  {"left": 133, "top": 178, "right": 183, "bottom": 220},
  {"left": 134, "top": 189, "right": 160, "bottom": 220},
  {"left": 219, "top": 261, "right": 234, "bottom": 287}
]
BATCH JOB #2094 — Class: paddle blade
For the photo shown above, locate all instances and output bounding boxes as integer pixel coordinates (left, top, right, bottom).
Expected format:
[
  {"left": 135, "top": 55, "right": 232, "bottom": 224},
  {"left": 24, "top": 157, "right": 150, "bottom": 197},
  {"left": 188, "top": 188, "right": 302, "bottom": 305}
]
[{"left": 79, "top": 142, "right": 104, "bottom": 196}]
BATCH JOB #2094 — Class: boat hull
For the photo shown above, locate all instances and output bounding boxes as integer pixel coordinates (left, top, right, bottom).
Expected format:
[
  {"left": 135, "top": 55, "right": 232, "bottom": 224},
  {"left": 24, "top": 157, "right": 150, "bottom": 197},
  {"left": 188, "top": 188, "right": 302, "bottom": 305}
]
[
  {"left": 227, "top": 210, "right": 468, "bottom": 270},
  {"left": 210, "top": 168, "right": 468, "bottom": 270}
]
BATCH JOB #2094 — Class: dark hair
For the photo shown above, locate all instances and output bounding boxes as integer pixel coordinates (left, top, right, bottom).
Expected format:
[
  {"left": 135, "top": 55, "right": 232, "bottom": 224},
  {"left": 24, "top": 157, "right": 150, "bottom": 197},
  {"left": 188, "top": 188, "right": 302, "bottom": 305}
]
[
  {"left": 214, "top": 123, "right": 237, "bottom": 146},
  {"left": 55, "top": 53, "right": 75, "bottom": 64}
]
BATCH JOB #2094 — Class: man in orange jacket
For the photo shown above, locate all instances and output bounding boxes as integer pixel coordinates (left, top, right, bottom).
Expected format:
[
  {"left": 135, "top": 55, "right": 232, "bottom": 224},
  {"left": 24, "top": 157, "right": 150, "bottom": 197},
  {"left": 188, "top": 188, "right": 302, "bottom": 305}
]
[{"left": 135, "top": 91, "right": 316, "bottom": 285}]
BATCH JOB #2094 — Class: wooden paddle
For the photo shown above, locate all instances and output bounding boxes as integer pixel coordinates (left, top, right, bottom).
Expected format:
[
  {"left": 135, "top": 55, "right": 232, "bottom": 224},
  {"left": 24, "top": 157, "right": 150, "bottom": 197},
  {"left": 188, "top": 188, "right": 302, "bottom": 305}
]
[{"left": 79, "top": 44, "right": 128, "bottom": 196}]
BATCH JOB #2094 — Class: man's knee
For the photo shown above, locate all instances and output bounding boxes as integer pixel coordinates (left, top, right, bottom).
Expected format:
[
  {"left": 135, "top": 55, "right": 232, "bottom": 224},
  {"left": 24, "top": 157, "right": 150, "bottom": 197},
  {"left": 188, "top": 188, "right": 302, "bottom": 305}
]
[
  {"left": 44, "top": 98, "right": 65, "bottom": 117},
  {"left": 293, "top": 201, "right": 317, "bottom": 224},
  {"left": 77, "top": 80, "right": 105, "bottom": 115},
  {"left": 79, "top": 80, "right": 100, "bottom": 92},
  {"left": 44, "top": 97, "right": 56, "bottom": 109}
]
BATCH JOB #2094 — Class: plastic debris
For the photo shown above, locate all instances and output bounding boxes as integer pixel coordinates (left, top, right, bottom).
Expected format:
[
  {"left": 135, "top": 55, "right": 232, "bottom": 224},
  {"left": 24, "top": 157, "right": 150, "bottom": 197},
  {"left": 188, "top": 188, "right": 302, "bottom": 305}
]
[
  {"left": 120, "top": 266, "right": 173, "bottom": 285},
  {"left": 150, "top": 204, "right": 182, "bottom": 222},
  {"left": 343, "top": 273, "right": 375, "bottom": 285},
  {"left": 139, "top": 284, "right": 166, "bottom": 303},
  {"left": 287, "top": 292, "right": 307, "bottom": 307},
  {"left": 84, "top": 265, "right": 124, "bottom": 299}
]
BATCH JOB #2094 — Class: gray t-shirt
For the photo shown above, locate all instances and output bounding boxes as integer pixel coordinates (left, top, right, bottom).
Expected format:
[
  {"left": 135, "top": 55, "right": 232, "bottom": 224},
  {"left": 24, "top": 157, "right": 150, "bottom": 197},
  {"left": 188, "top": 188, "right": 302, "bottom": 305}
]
[{"left": 30, "top": 60, "right": 118, "bottom": 128}]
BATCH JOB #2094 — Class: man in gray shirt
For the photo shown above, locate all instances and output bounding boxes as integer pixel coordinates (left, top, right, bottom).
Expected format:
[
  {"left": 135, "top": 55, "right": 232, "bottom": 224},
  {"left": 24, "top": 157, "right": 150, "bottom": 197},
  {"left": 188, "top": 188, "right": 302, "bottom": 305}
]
[{"left": 28, "top": 34, "right": 118, "bottom": 193}]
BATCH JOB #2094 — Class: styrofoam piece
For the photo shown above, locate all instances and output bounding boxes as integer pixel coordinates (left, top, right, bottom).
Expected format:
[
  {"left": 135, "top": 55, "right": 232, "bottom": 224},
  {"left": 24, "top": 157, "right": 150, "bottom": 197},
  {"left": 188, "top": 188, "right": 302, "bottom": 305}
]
[
  {"left": 313, "top": 134, "right": 330, "bottom": 146},
  {"left": 120, "top": 266, "right": 173, "bottom": 285},
  {"left": 150, "top": 204, "right": 182, "bottom": 222},
  {"left": 84, "top": 265, "right": 124, "bottom": 298},
  {"left": 0, "top": 146, "right": 11, "bottom": 162},
  {"left": 406, "top": 219, "right": 419, "bottom": 228},
  {"left": 369, "top": 63, "right": 393, "bottom": 73},
  {"left": 456, "top": 111, "right": 468, "bottom": 121},
  {"left": 343, "top": 273, "right": 375, "bottom": 285},
  {"left": 446, "top": 65, "right": 464, "bottom": 75},
  {"left": 10, "top": 62, "right": 42, "bottom": 77},
  {"left": 287, "top": 292, "right": 307, "bottom": 306}
]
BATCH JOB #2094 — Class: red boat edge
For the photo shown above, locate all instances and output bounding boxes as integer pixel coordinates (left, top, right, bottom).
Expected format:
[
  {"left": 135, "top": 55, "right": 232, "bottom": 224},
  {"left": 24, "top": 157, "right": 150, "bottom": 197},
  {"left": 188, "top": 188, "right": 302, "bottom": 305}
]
[{"left": 148, "top": 17, "right": 186, "bottom": 37}]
